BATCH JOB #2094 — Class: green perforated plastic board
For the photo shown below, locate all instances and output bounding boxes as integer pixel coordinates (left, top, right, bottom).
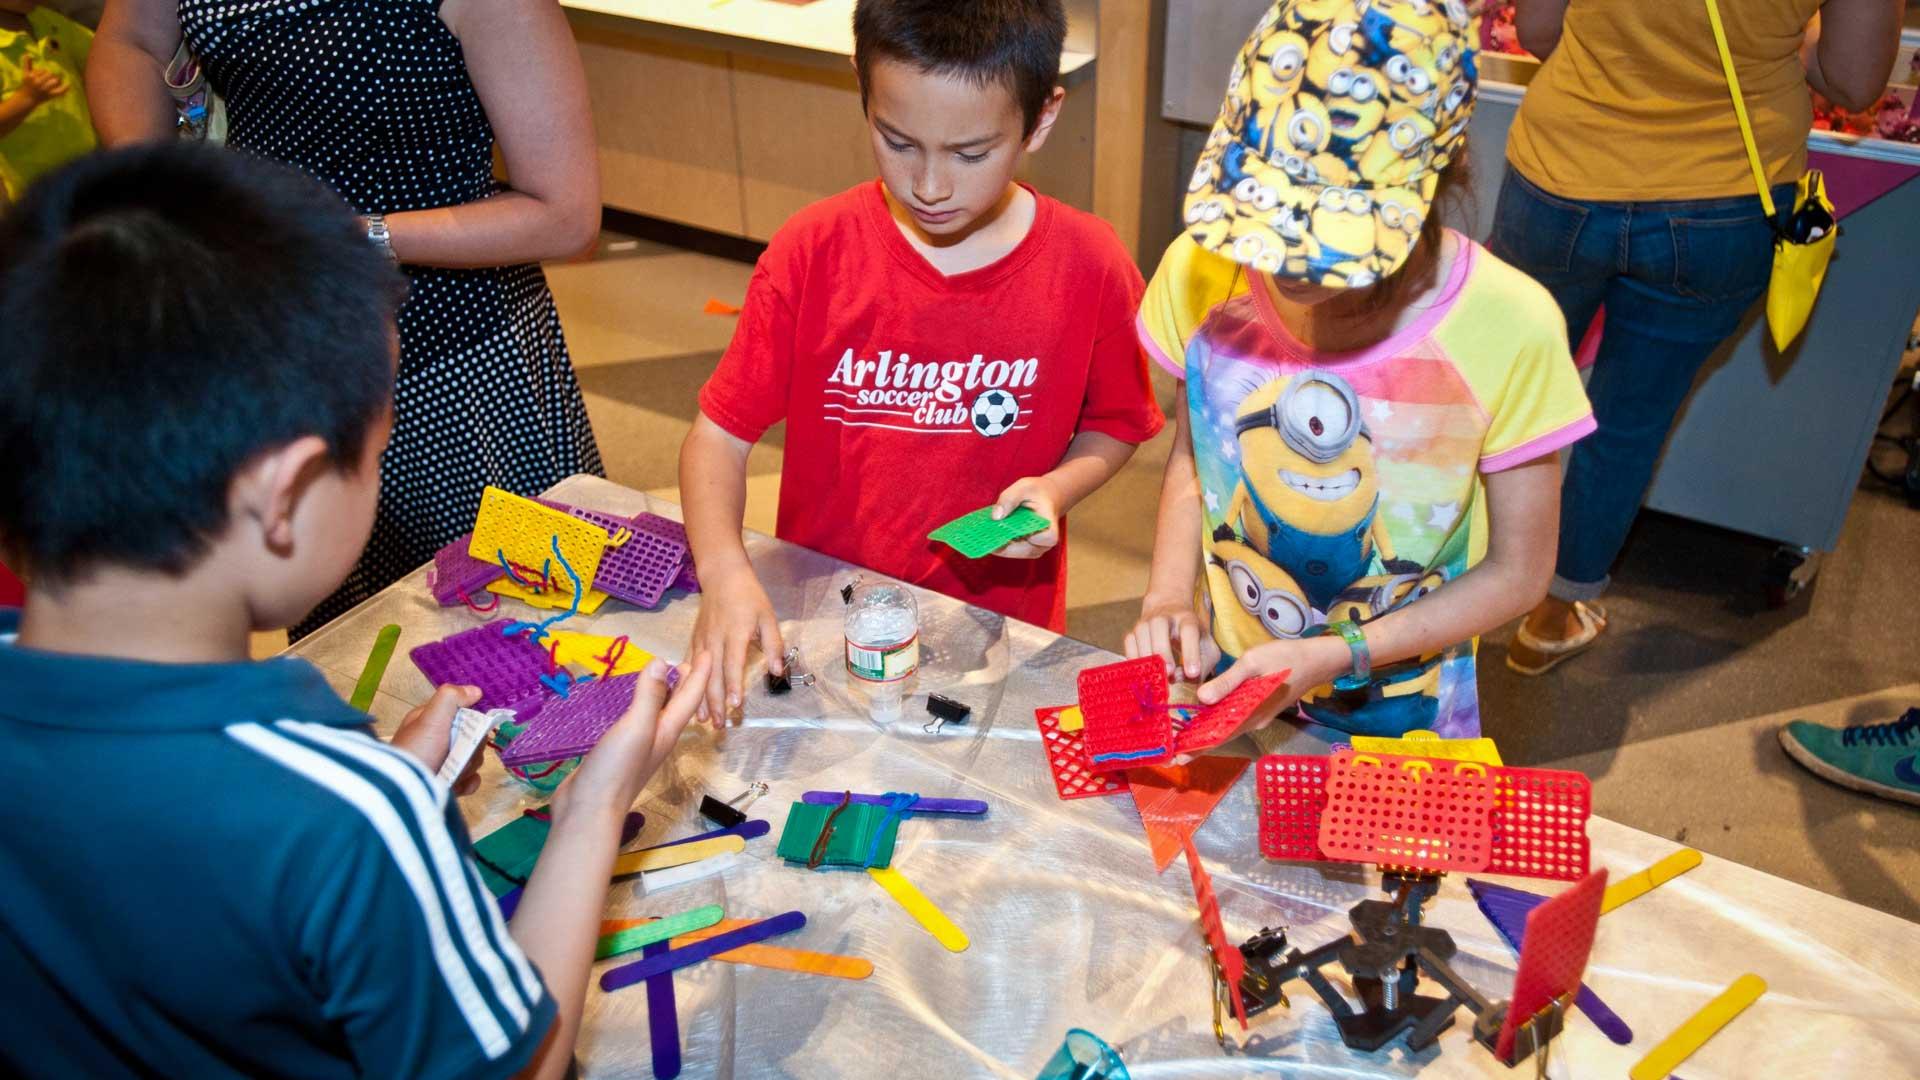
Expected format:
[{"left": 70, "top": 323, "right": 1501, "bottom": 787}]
[{"left": 928, "top": 506, "right": 1050, "bottom": 558}]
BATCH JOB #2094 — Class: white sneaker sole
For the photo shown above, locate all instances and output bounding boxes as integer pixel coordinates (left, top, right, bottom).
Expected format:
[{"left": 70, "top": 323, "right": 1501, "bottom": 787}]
[{"left": 1778, "top": 727, "right": 1920, "bottom": 807}]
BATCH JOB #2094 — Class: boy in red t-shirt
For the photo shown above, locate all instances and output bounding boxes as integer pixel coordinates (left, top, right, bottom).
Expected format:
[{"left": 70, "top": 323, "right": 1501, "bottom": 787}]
[{"left": 681, "top": 0, "right": 1164, "bottom": 719}]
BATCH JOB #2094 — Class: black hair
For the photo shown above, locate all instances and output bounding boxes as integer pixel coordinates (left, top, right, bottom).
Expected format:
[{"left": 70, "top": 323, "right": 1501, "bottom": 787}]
[
  {"left": 853, "top": 0, "right": 1066, "bottom": 137},
  {"left": 0, "top": 143, "right": 406, "bottom": 584}
]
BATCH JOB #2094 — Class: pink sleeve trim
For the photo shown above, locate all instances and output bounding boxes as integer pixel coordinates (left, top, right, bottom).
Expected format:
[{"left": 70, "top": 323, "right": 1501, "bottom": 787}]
[
  {"left": 1136, "top": 311, "right": 1185, "bottom": 379},
  {"left": 1480, "top": 413, "right": 1597, "bottom": 473}
]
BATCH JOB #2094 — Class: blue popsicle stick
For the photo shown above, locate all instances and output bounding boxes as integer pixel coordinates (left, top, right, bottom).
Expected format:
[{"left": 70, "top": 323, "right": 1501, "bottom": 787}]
[
  {"left": 799, "top": 791, "right": 988, "bottom": 816},
  {"left": 600, "top": 912, "right": 807, "bottom": 991}
]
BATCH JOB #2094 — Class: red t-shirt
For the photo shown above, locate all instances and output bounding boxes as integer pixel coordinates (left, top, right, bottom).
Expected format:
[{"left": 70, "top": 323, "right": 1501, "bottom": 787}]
[{"left": 700, "top": 181, "right": 1165, "bottom": 631}]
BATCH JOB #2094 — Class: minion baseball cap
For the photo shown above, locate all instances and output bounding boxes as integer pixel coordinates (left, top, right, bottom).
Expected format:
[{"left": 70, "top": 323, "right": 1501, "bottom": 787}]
[{"left": 1184, "top": 0, "right": 1479, "bottom": 287}]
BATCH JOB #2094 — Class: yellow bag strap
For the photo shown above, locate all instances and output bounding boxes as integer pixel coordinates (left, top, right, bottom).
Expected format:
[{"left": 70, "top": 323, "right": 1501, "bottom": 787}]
[{"left": 1703, "top": 0, "right": 1779, "bottom": 219}]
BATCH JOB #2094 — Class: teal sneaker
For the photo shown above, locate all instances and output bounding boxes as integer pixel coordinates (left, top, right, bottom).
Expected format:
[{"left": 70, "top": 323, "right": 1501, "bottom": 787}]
[{"left": 1779, "top": 708, "right": 1920, "bottom": 807}]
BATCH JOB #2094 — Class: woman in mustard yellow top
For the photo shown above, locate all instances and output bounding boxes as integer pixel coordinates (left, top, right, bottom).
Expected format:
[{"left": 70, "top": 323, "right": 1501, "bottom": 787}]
[{"left": 1493, "top": 0, "right": 1902, "bottom": 674}]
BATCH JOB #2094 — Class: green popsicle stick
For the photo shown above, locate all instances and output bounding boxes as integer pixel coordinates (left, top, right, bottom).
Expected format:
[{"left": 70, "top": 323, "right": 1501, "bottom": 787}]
[
  {"left": 929, "top": 506, "right": 1051, "bottom": 558},
  {"left": 349, "top": 624, "right": 402, "bottom": 712},
  {"left": 595, "top": 905, "right": 726, "bottom": 960}
]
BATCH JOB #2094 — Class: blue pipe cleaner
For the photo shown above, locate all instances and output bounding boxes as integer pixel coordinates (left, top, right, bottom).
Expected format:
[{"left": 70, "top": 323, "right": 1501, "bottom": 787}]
[
  {"left": 500, "top": 535, "right": 588, "bottom": 645},
  {"left": 862, "top": 792, "right": 920, "bottom": 868}
]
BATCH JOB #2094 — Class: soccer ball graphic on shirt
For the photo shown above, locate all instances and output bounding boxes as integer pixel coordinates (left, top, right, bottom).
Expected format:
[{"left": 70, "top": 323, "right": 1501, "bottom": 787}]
[{"left": 970, "top": 390, "right": 1021, "bottom": 437}]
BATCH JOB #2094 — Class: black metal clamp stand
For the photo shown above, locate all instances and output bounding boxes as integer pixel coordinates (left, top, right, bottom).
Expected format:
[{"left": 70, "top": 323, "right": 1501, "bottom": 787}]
[{"left": 1228, "top": 872, "right": 1561, "bottom": 1068}]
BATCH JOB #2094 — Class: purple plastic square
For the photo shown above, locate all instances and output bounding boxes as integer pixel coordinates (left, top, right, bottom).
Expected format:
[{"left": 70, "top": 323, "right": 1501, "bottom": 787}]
[
  {"left": 409, "top": 620, "right": 551, "bottom": 713},
  {"left": 535, "top": 500, "right": 688, "bottom": 609},
  {"left": 634, "top": 513, "right": 698, "bottom": 595},
  {"left": 497, "top": 673, "right": 640, "bottom": 767},
  {"left": 428, "top": 533, "right": 505, "bottom": 607}
]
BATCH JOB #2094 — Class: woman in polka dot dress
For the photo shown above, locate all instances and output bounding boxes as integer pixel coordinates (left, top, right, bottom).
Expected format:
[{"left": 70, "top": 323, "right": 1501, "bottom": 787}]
[{"left": 88, "top": 0, "right": 605, "bottom": 635}]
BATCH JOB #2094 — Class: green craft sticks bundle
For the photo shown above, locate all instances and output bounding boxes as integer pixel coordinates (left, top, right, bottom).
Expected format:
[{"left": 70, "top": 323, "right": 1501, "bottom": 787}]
[
  {"left": 776, "top": 801, "right": 901, "bottom": 869},
  {"left": 928, "top": 506, "right": 1050, "bottom": 558}
]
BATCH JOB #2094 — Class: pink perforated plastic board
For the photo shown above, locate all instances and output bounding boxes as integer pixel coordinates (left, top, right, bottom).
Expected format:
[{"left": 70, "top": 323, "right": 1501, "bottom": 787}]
[
  {"left": 1318, "top": 750, "right": 1494, "bottom": 873},
  {"left": 1494, "top": 869, "right": 1607, "bottom": 1063},
  {"left": 409, "top": 620, "right": 552, "bottom": 714},
  {"left": 1035, "top": 706, "right": 1130, "bottom": 800},
  {"left": 1487, "top": 765, "right": 1594, "bottom": 882},
  {"left": 428, "top": 533, "right": 505, "bottom": 607},
  {"left": 537, "top": 501, "right": 689, "bottom": 609},
  {"left": 497, "top": 673, "right": 640, "bottom": 767},
  {"left": 1077, "top": 656, "right": 1172, "bottom": 771},
  {"left": 1256, "top": 754, "right": 1333, "bottom": 862},
  {"left": 1172, "top": 670, "right": 1292, "bottom": 754}
]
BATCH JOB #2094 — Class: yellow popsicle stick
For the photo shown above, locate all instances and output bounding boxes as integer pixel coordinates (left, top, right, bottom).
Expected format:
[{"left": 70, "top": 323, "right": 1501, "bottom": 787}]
[
  {"left": 611, "top": 835, "right": 745, "bottom": 877},
  {"left": 1628, "top": 974, "right": 1767, "bottom": 1080},
  {"left": 487, "top": 578, "right": 611, "bottom": 614},
  {"left": 867, "top": 866, "right": 968, "bottom": 952},
  {"left": 671, "top": 925, "right": 873, "bottom": 980},
  {"left": 1057, "top": 706, "right": 1085, "bottom": 733},
  {"left": 1351, "top": 729, "right": 1503, "bottom": 765},
  {"left": 1602, "top": 848, "right": 1704, "bottom": 915},
  {"left": 545, "top": 630, "right": 655, "bottom": 675}
]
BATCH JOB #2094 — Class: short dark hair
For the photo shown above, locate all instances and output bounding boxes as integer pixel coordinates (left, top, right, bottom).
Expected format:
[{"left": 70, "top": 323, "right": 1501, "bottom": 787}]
[
  {"left": 0, "top": 143, "right": 405, "bottom": 584},
  {"left": 854, "top": 0, "right": 1066, "bottom": 136}
]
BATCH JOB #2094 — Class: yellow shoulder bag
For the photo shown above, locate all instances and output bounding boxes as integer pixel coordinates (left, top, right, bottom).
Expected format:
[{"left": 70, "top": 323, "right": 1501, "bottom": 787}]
[{"left": 1704, "top": 0, "right": 1837, "bottom": 351}]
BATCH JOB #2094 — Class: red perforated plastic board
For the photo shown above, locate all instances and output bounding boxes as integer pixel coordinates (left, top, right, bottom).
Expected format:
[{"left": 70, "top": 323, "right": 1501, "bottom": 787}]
[
  {"left": 1182, "top": 836, "right": 1247, "bottom": 1030},
  {"left": 1487, "top": 765, "right": 1594, "bottom": 882},
  {"left": 1035, "top": 706, "right": 1130, "bottom": 800},
  {"left": 498, "top": 673, "right": 640, "bottom": 767},
  {"left": 1494, "top": 869, "right": 1608, "bottom": 1063},
  {"left": 410, "top": 620, "right": 550, "bottom": 714},
  {"left": 1172, "top": 670, "right": 1292, "bottom": 754},
  {"left": 1077, "top": 656, "right": 1172, "bottom": 771},
  {"left": 1318, "top": 750, "right": 1494, "bottom": 873},
  {"left": 1256, "top": 754, "right": 1333, "bottom": 863}
]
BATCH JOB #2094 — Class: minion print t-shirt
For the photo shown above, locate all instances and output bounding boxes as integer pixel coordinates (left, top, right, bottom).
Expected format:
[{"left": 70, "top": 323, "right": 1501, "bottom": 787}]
[{"left": 1163, "top": 232, "right": 1593, "bottom": 738}]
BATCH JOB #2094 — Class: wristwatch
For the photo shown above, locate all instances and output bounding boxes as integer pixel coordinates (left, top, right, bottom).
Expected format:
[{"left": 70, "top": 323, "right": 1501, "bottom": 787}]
[
  {"left": 365, "top": 213, "right": 397, "bottom": 263},
  {"left": 1328, "top": 620, "right": 1372, "bottom": 692}
]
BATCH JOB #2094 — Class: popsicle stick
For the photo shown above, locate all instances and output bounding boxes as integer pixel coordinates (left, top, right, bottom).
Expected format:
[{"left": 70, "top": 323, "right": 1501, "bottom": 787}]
[
  {"left": 866, "top": 866, "right": 968, "bottom": 952},
  {"left": 612, "top": 835, "right": 745, "bottom": 878},
  {"left": 670, "top": 925, "right": 873, "bottom": 980},
  {"left": 349, "top": 625, "right": 401, "bottom": 712},
  {"left": 1628, "top": 974, "right": 1767, "bottom": 1080},
  {"left": 642, "top": 941, "right": 680, "bottom": 1079},
  {"left": 594, "top": 905, "right": 724, "bottom": 960},
  {"left": 1602, "top": 848, "right": 1703, "bottom": 915},
  {"left": 600, "top": 912, "right": 807, "bottom": 991}
]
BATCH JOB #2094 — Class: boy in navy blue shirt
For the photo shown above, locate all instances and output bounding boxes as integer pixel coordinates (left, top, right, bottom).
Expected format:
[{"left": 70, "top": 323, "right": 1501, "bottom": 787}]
[{"left": 0, "top": 145, "right": 710, "bottom": 1079}]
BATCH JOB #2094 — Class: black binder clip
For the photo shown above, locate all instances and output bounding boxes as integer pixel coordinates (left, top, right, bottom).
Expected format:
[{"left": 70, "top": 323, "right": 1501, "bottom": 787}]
[
  {"left": 700, "top": 781, "right": 768, "bottom": 829},
  {"left": 765, "top": 648, "right": 815, "bottom": 696},
  {"left": 924, "top": 694, "right": 971, "bottom": 734}
]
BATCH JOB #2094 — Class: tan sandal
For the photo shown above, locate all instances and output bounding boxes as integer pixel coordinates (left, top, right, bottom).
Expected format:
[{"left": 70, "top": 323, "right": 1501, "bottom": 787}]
[{"left": 1506, "top": 601, "right": 1607, "bottom": 676}]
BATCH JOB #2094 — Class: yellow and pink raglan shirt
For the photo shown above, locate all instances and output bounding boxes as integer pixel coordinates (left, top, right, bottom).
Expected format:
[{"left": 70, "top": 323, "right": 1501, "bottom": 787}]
[{"left": 1138, "top": 232, "right": 1595, "bottom": 737}]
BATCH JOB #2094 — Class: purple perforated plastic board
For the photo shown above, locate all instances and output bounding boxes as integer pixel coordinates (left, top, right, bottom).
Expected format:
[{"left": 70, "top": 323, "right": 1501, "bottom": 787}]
[
  {"left": 428, "top": 533, "right": 505, "bottom": 607},
  {"left": 537, "top": 500, "right": 689, "bottom": 608},
  {"left": 409, "top": 620, "right": 550, "bottom": 714},
  {"left": 633, "top": 513, "right": 698, "bottom": 594},
  {"left": 498, "top": 673, "right": 640, "bottom": 767}
]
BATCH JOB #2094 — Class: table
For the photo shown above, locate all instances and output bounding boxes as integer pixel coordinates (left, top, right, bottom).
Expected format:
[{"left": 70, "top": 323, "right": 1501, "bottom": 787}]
[{"left": 291, "top": 475, "right": 1920, "bottom": 1078}]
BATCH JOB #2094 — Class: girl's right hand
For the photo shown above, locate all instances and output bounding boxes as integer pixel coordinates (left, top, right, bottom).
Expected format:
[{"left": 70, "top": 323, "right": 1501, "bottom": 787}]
[
  {"left": 1124, "top": 594, "right": 1220, "bottom": 682},
  {"left": 551, "top": 655, "right": 710, "bottom": 828}
]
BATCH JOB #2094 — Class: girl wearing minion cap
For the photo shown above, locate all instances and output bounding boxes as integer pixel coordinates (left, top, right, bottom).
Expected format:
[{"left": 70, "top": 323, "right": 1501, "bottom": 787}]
[{"left": 1126, "top": 0, "right": 1595, "bottom": 739}]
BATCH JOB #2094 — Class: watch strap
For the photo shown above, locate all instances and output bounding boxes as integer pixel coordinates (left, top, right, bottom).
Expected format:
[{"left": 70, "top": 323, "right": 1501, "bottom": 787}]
[{"left": 1329, "top": 620, "right": 1372, "bottom": 691}]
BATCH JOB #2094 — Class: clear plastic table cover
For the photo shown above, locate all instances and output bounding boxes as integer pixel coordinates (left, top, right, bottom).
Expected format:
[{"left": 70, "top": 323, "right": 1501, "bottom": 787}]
[{"left": 292, "top": 476, "right": 1920, "bottom": 1079}]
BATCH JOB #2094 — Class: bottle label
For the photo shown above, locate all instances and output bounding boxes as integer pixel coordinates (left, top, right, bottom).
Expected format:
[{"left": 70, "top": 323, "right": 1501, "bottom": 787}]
[{"left": 846, "top": 633, "right": 919, "bottom": 683}]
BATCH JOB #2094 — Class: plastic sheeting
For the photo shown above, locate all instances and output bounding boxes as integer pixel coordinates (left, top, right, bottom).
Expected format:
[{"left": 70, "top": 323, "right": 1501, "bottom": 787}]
[{"left": 292, "top": 476, "right": 1920, "bottom": 1078}]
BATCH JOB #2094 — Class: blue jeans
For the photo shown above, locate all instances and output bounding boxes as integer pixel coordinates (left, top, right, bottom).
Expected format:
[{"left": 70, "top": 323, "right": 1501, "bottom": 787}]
[{"left": 1487, "top": 167, "right": 1787, "bottom": 601}]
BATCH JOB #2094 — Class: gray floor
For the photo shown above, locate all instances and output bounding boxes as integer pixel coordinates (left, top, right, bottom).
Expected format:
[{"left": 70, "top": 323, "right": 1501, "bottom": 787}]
[{"left": 547, "top": 237, "right": 1920, "bottom": 923}]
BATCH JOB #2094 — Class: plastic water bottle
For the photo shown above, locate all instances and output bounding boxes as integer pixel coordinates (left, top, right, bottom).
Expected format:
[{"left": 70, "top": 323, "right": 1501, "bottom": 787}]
[{"left": 844, "top": 580, "right": 919, "bottom": 723}]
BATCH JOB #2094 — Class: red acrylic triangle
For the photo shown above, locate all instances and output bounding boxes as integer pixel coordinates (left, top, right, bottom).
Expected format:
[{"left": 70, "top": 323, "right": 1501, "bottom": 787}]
[
  {"left": 1128, "top": 755, "right": 1252, "bottom": 872},
  {"left": 1182, "top": 836, "right": 1247, "bottom": 1030}
]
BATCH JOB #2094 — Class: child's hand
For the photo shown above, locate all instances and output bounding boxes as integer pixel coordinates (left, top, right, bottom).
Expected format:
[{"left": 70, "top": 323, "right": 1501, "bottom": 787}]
[
  {"left": 389, "top": 684, "right": 485, "bottom": 796},
  {"left": 1195, "top": 635, "right": 1350, "bottom": 738},
  {"left": 1125, "top": 594, "right": 1220, "bottom": 682},
  {"left": 686, "top": 561, "right": 784, "bottom": 725},
  {"left": 552, "top": 655, "right": 710, "bottom": 826},
  {"left": 18, "top": 58, "right": 67, "bottom": 105},
  {"left": 987, "top": 476, "right": 1062, "bottom": 559}
]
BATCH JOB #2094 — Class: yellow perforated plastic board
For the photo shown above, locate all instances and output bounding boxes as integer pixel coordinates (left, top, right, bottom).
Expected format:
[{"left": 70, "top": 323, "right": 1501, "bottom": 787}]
[
  {"left": 1351, "top": 729, "right": 1503, "bottom": 765},
  {"left": 546, "top": 630, "right": 655, "bottom": 675},
  {"left": 488, "top": 578, "right": 611, "bottom": 614},
  {"left": 468, "top": 486, "right": 609, "bottom": 590}
]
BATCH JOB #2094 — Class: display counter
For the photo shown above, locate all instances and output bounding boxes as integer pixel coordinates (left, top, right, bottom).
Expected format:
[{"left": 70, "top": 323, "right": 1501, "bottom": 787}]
[
  {"left": 1162, "top": 3, "right": 1920, "bottom": 594},
  {"left": 562, "top": 0, "right": 1104, "bottom": 243},
  {"left": 290, "top": 475, "right": 1920, "bottom": 1077}
]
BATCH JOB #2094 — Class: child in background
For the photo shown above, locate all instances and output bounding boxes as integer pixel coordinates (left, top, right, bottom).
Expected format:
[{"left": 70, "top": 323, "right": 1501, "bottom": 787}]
[
  {"left": 1126, "top": 0, "right": 1593, "bottom": 738},
  {"left": 681, "top": 0, "right": 1163, "bottom": 720},
  {"left": 0, "top": 0, "right": 94, "bottom": 202},
  {"left": 0, "top": 145, "right": 709, "bottom": 1080}
]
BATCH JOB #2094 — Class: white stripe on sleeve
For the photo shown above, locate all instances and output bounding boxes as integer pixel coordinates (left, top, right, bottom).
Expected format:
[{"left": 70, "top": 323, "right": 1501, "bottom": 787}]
[{"left": 226, "top": 723, "right": 515, "bottom": 1059}]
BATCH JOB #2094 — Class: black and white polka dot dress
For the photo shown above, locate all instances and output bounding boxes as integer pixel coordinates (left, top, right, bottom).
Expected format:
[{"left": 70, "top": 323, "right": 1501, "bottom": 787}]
[{"left": 180, "top": 0, "right": 604, "bottom": 635}]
